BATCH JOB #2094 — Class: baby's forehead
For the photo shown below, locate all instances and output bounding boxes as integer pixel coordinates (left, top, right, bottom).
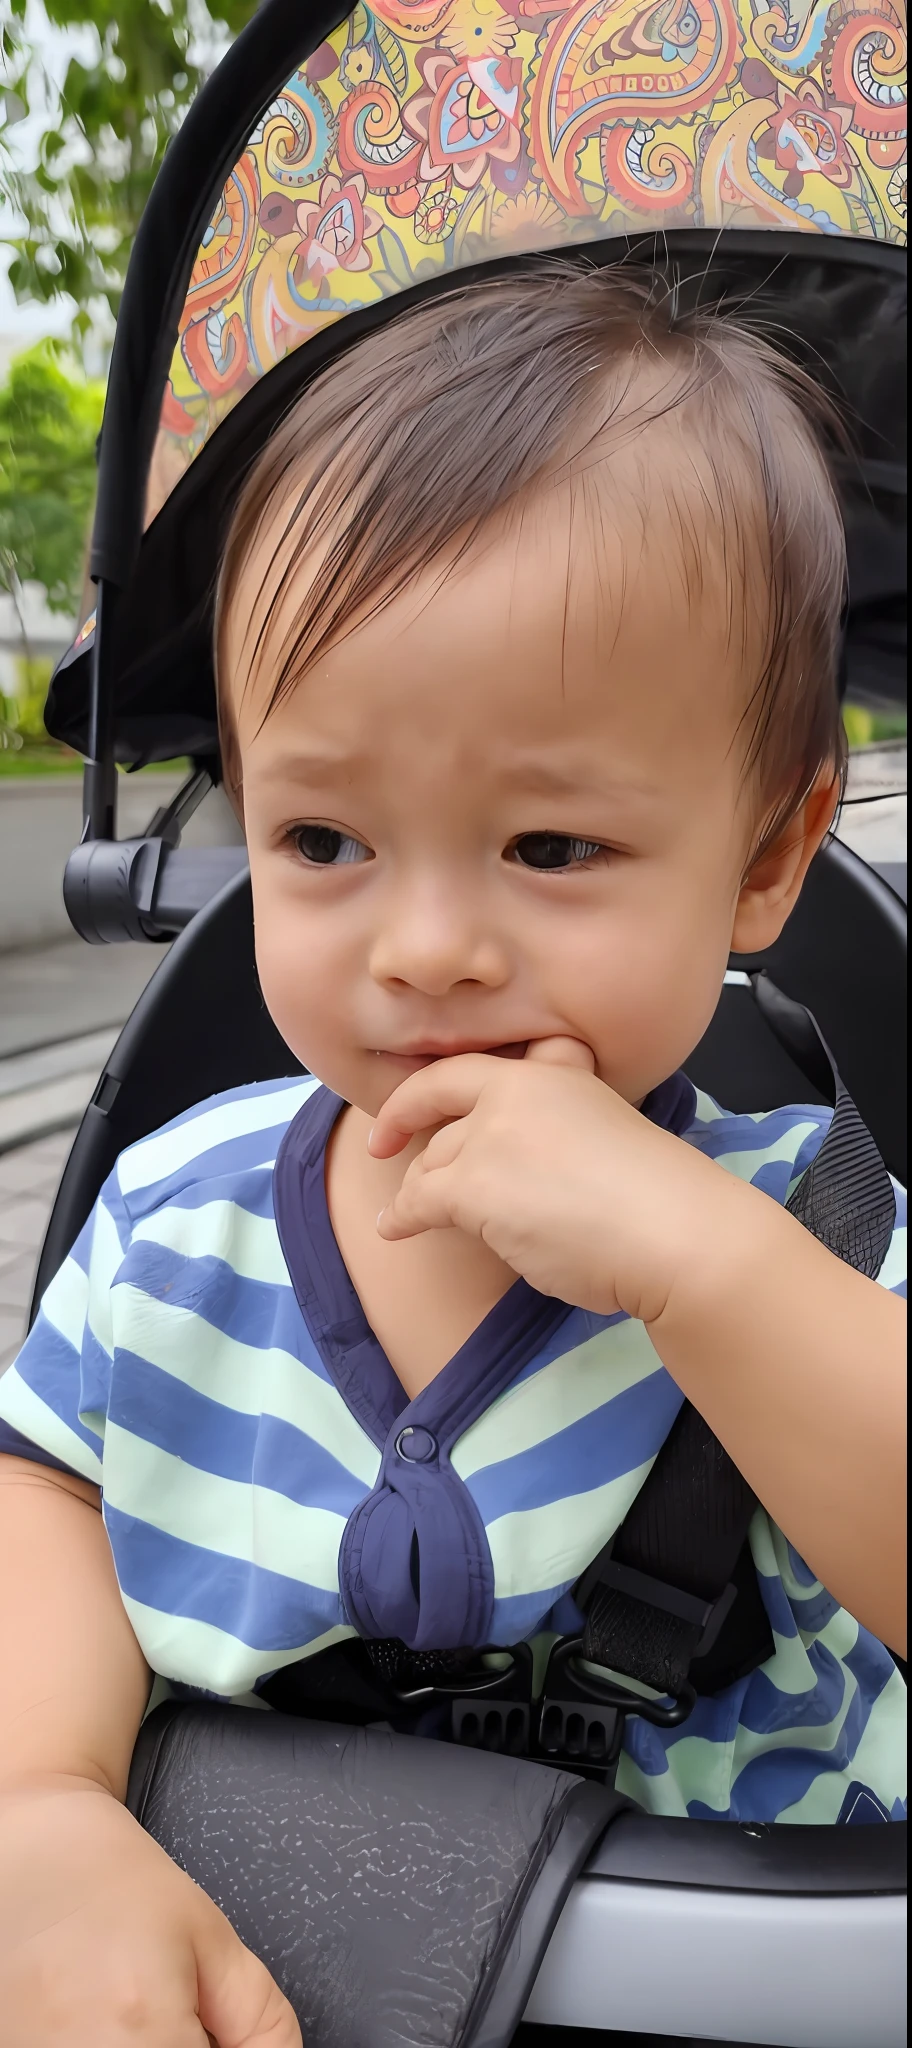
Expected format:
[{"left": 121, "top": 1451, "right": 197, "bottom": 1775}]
[
  {"left": 229, "top": 481, "right": 752, "bottom": 797},
  {"left": 228, "top": 414, "right": 763, "bottom": 688}
]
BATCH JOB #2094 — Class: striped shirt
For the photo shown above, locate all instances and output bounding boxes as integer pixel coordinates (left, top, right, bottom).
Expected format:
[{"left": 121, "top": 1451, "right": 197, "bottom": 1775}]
[{"left": 0, "top": 1074, "right": 905, "bottom": 1826}]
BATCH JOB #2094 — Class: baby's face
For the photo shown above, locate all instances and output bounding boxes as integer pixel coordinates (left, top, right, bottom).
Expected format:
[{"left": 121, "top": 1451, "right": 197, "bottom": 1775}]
[{"left": 231, "top": 500, "right": 768, "bottom": 1116}]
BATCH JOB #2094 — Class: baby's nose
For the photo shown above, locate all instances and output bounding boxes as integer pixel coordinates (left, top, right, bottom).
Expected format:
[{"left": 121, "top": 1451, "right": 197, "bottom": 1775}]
[{"left": 368, "top": 884, "right": 509, "bottom": 994}]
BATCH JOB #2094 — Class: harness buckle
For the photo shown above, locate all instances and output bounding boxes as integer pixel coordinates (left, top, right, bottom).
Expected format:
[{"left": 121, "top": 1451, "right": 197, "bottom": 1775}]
[
  {"left": 448, "top": 1644, "right": 534, "bottom": 1756},
  {"left": 541, "top": 1634, "right": 695, "bottom": 1738},
  {"left": 531, "top": 1633, "right": 701, "bottom": 1776},
  {"left": 448, "top": 1634, "right": 699, "bottom": 1777},
  {"left": 390, "top": 1641, "right": 534, "bottom": 1706}
]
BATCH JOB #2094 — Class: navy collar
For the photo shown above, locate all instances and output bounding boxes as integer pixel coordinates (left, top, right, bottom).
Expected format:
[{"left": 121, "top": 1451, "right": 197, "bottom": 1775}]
[{"left": 272, "top": 1068, "right": 696, "bottom": 1452}]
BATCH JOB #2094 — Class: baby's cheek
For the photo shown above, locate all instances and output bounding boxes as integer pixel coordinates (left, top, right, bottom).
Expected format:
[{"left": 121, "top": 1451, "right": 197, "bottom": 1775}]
[
  {"left": 248, "top": 875, "right": 308, "bottom": 1053},
  {"left": 256, "top": 941, "right": 301, "bottom": 1058},
  {"left": 251, "top": 890, "right": 361, "bottom": 1093},
  {"left": 584, "top": 918, "right": 729, "bottom": 1095},
  {"left": 640, "top": 922, "right": 734, "bottom": 1074}
]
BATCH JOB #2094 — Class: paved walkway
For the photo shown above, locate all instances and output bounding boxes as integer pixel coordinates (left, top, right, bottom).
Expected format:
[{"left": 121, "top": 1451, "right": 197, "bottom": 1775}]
[
  {"left": 0, "top": 1129, "right": 72, "bottom": 1372},
  {"left": 0, "top": 936, "right": 165, "bottom": 1061},
  {"left": 835, "top": 739, "right": 906, "bottom": 878},
  {"left": 0, "top": 1028, "right": 120, "bottom": 1154}
]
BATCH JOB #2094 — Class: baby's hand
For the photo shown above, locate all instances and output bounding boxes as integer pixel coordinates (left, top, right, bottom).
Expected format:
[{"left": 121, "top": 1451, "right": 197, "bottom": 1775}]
[
  {"left": 0, "top": 1778, "right": 301, "bottom": 2048},
  {"left": 370, "top": 1039, "right": 725, "bottom": 1324}
]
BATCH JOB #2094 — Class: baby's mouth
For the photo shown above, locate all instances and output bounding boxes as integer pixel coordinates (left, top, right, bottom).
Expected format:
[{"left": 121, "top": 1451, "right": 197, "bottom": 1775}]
[{"left": 376, "top": 1039, "right": 529, "bottom": 1067}]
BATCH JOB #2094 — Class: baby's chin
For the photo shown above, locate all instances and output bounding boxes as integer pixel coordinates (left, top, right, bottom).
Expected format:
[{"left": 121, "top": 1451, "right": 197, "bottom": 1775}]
[{"left": 291, "top": 1051, "right": 417, "bottom": 1121}]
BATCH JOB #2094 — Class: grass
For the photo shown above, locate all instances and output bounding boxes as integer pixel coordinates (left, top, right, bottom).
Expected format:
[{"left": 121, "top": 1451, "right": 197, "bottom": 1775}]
[
  {"left": 0, "top": 747, "right": 191, "bottom": 778},
  {"left": 0, "top": 745, "right": 83, "bottom": 775},
  {"left": 842, "top": 706, "right": 907, "bottom": 749}
]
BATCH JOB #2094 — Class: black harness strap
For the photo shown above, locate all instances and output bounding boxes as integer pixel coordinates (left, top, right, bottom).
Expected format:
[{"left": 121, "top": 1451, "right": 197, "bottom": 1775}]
[
  {"left": 753, "top": 972, "right": 897, "bottom": 1277},
  {"left": 365, "top": 1639, "right": 477, "bottom": 1692},
  {"left": 572, "top": 975, "right": 896, "bottom": 1703},
  {"left": 576, "top": 1407, "right": 763, "bottom": 1698}
]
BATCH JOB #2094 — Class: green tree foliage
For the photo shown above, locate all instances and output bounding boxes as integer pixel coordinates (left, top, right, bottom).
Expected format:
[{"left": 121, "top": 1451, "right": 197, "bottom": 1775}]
[
  {"left": 1, "top": 2, "right": 253, "bottom": 330},
  {"left": 0, "top": 339, "right": 105, "bottom": 611}
]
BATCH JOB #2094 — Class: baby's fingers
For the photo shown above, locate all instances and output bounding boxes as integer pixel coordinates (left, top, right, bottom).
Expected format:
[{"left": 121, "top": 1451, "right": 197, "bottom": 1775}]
[
  {"left": 196, "top": 1903, "right": 301, "bottom": 2048},
  {"left": 377, "top": 1161, "right": 461, "bottom": 1241},
  {"left": 523, "top": 1035, "right": 595, "bottom": 1072},
  {"left": 369, "top": 1054, "right": 495, "bottom": 1158}
]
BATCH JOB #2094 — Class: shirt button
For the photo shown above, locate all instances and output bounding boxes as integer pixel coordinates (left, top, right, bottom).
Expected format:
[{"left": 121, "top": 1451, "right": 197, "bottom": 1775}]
[{"left": 395, "top": 1426, "right": 438, "bottom": 1463}]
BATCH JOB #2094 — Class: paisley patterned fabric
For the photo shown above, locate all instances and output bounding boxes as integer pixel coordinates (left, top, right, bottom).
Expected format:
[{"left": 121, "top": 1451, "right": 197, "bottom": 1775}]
[{"left": 147, "top": 1, "right": 907, "bottom": 522}]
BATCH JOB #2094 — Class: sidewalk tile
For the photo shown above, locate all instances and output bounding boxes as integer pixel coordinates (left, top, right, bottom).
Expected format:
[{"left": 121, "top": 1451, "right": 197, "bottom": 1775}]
[
  {"left": 0, "top": 1196, "right": 55, "bottom": 1252},
  {"left": 0, "top": 1148, "right": 64, "bottom": 1199},
  {"left": 0, "top": 1309, "right": 25, "bottom": 1373},
  {"left": 20, "top": 1132, "right": 73, "bottom": 1169},
  {"left": 0, "top": 1260, "right": 35, "bottom": 1315}
]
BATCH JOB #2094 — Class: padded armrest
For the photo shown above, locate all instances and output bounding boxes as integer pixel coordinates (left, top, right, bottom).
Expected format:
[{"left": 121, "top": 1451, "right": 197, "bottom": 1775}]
[{"left": 128, "top": 1702, "right": 619, "bottom": 2048}]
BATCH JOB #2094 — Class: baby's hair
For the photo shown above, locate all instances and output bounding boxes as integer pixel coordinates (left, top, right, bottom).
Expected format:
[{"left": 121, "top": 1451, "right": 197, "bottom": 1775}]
[{"left": 216, "top": 263, "right": 848, "bottom": 860}]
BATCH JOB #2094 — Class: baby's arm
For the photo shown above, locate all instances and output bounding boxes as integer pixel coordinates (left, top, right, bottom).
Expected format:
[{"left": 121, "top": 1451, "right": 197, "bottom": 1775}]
[
  {"left": 643, "top": 1187, "right": 906, "bottom": 1653},
  {"left": 0, "top": 1454, "right": 301, "bottom": 2048}
]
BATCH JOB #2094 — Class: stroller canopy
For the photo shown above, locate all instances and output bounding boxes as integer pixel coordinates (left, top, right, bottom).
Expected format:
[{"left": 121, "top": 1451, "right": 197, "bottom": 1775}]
[{"left": 47, "top": 0, "right": 907, "bottom": 766}]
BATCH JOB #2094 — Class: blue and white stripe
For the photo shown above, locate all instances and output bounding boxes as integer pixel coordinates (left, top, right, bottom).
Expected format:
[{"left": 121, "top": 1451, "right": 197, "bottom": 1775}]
[{"left": 0, "top": 1076, "right": 905, "bottom": 1822}]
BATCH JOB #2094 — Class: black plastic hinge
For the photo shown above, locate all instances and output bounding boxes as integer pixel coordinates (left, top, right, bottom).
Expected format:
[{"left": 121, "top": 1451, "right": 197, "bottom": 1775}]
[{"left": 64, "top": 837, "right": 169, "bottom": 944}]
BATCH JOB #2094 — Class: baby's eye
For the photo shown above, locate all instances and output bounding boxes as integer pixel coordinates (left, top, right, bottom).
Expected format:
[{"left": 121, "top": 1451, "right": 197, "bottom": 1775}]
[
  {"left": 510, "top": 833, "right": 606, "bottom": 871},
  {"left": 292, "top": 824, "right": 372, "bottom": 866}
]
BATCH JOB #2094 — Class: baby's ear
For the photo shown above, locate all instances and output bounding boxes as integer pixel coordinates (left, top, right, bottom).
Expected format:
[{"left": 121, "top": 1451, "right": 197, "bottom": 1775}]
[{"left": 730, "top": 772, "right": 841, "bottom": 956}]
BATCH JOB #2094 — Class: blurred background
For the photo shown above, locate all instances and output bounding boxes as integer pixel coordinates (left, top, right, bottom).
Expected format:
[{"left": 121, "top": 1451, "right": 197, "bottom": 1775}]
[
  {"left": 1, "top": 3, "right": 253, "bottom": 1361},
  {"left": 0, "top": 2, "right": 906, "bottom": 1368}
]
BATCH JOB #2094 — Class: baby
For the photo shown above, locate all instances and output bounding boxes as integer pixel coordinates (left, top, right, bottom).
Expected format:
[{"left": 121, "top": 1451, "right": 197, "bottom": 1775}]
[{"left": 0, "top": 268, "right": 905, "bottom": 2048}]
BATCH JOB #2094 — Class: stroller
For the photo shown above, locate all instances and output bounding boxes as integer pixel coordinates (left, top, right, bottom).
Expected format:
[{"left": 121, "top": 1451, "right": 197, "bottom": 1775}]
[{"left": 30, "top": 4, "right": 906, "bottom": 2043}]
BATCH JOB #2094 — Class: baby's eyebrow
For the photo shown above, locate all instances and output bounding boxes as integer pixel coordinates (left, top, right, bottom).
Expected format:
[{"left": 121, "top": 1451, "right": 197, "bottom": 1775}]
[
  {"left": 497, "top": 758, "right": 658, "bottom": 804},
  {"left": 251, "top": 746, "right": 369, "bottom": 786}
]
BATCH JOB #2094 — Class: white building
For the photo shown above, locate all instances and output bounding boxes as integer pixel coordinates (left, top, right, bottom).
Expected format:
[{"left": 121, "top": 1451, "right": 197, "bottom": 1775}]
[{"left": 0, "top": 582, "right": 76, "bottom": 700}]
